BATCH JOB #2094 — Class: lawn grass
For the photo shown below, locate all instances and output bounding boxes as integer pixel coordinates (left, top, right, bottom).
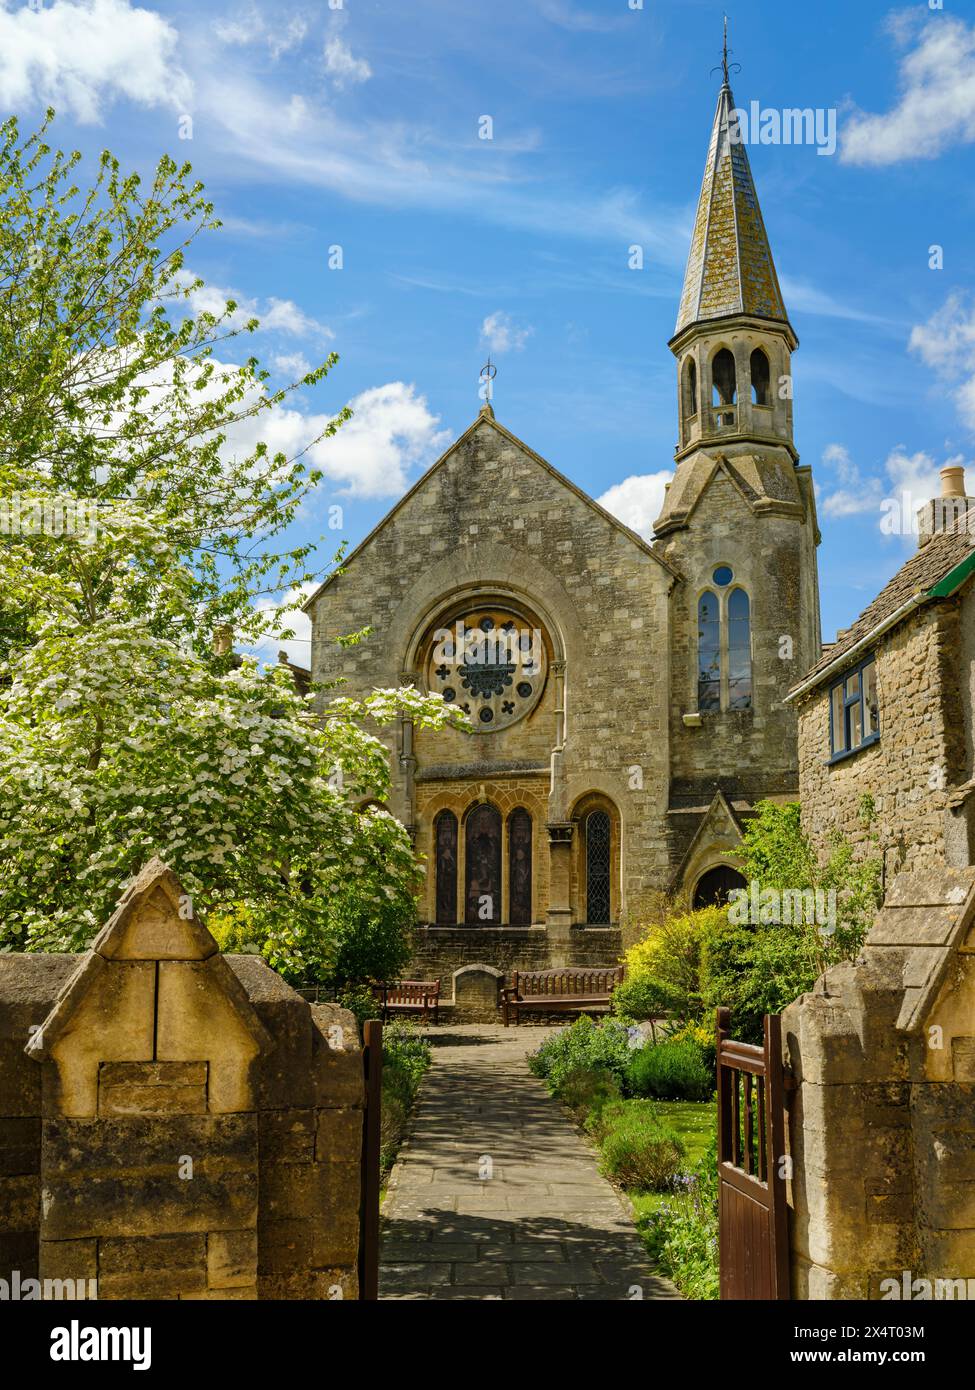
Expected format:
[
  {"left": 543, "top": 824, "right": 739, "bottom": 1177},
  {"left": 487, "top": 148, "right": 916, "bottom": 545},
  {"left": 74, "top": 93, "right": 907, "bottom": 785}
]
[{"left": 628, "top": 1098, "right": 715, "bottom": 1219}]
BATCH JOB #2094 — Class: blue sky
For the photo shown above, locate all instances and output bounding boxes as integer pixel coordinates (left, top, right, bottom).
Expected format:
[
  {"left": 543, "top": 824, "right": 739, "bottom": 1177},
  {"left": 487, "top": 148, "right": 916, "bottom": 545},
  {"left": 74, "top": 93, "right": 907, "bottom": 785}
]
[{"left": 3, "top": 0, "right": 975, "bottom": 659}]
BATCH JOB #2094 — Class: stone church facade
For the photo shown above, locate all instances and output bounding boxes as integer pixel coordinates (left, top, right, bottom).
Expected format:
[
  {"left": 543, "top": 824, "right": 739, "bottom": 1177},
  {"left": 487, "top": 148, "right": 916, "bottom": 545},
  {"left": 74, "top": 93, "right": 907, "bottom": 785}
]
[{"left": 304, "top": 77, "right": 822, "bottom": 1004}]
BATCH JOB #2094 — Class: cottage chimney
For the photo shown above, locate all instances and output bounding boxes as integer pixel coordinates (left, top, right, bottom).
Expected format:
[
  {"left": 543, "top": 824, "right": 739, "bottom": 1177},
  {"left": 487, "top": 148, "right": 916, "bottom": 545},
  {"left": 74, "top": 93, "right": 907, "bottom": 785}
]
[{"left": 917, "top": 464, "right": 975, "bottom": 547}]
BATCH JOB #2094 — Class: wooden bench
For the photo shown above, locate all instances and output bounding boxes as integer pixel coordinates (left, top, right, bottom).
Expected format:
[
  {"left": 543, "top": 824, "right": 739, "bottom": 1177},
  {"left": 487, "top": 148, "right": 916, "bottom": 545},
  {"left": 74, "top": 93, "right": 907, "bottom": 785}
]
[
  {"left": 374, "top": 979, "right": 441, "bottom": 1026},
  {"left": 501, "top": 967, "right": 624, "bottom": 1026}
]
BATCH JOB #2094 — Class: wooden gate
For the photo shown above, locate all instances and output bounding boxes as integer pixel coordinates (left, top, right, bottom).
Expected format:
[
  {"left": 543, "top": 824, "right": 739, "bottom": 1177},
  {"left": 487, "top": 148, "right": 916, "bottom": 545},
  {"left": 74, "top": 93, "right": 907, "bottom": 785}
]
[
  {"left": 716, "top": 1007, "right": 790, "bottom": 1299},
  {"left": 358, "top": 1018, "right": 382, "bottom": 1301}
]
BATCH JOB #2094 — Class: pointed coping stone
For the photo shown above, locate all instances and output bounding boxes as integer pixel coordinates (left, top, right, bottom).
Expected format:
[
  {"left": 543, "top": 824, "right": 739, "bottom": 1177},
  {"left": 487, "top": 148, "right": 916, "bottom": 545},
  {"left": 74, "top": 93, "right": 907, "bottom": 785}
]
[{"left": 90, "top": 857, "right": 219, "bottom": 961}]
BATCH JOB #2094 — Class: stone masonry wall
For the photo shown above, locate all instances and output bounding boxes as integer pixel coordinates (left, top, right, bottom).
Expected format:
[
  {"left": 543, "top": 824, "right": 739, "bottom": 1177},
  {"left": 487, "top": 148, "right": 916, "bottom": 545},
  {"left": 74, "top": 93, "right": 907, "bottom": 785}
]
[
  {"left": 782, "top": 868, "right": 975, "bottom": 1298},
  {"left": 0, "top": 861, "right": 365, "bottom": 1301},
  {"left": 308, "top": 413, "right": 674, "bottom": 919}
]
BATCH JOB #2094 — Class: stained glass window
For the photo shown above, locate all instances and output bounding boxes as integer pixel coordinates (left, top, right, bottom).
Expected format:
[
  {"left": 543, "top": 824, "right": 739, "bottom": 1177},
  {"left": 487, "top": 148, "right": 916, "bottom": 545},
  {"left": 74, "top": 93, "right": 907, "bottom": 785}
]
[
  {"left": 465, "top": 803, "right": 501, "bottom": 925},
  {"left": 508, "top": 808, "right": 532, "bottom": 926},
  {"left": 434, "top": 810, "right": 457, "bottom": 926}
]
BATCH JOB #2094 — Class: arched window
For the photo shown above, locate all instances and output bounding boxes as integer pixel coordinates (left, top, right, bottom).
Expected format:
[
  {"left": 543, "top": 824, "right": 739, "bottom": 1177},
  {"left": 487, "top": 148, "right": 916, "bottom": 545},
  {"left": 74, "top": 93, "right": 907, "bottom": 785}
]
[
  {"left": 508, "top": 808, "right": 532, "bottom": 926},
  {"left": 728, "top": 588, "right": 752, "bottom": 710},
  {"left": 682, "top": 357, "right": 698, "bottom": 419},
  {"left": 697, "top": 570, "right": 752, "bottom": 712},
  {"left": 711, "top": 348, "right": 737, "bottom": 407},
  {"left": 697, "top": 591, "right": 721, "bottom": 712},
  {"left": 434, "top": 810, "right": 457, "bottom": 925},
  {"left": 693, "top": 865, "right": 746, "bottom": 910},
  {"left": 585, "top": 811, "right": 612, "bottom": 924},
  {"left": 750, "top": 347, "right": 770, "bottom": 406},
  {"left": 465, "top": 803, "right": 501, "bottom": 925}
]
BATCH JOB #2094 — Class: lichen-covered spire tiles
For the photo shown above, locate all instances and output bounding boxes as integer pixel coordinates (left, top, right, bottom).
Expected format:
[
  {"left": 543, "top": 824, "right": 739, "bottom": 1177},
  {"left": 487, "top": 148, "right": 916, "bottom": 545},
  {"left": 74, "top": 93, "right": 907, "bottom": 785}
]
[{"left": 675, "top": 82, "right": 790, "bottom": 335}]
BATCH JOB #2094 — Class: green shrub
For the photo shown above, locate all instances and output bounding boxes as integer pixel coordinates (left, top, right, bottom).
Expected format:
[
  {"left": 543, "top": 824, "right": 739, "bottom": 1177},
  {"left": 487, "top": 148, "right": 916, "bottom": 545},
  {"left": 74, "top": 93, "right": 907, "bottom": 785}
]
[
  {"left": 640, "top": 1138, "right": 719, "bottom": 1299},
  {"left": 595, "top": 1101, "right": 685, "bottom": 1192},
  {"left": 626, "top": 1038, "right": 713, "bottom": 1102},
  {"left": 379, "top": 1021, "right": 432, "bottom": 1179},
  {"left": 528, "top": 1015, "right": 632, "bottom": 1093},
  {"left": 558, "top": 1065, "right": 621, "bottom": 1124},
  {"left": 611, "top": 973, "right": 672, "bottom": 1023},
  {"left": 336, "top": 983, "right": 381, "bottom": 1028}
]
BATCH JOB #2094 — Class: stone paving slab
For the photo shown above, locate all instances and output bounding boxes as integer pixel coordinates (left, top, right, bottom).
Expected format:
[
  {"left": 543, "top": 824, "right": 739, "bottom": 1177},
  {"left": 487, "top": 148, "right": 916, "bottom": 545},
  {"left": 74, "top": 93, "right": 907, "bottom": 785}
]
[{"left": 380, "top": 1024, "right": 682, "bottom": 1301}]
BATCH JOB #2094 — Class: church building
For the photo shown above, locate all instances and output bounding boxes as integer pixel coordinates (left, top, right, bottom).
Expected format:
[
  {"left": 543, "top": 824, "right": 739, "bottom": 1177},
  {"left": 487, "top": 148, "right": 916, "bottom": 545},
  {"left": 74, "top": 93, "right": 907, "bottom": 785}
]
[{"left": 304, "top": 73, "right": 822, "bottom": 1000}]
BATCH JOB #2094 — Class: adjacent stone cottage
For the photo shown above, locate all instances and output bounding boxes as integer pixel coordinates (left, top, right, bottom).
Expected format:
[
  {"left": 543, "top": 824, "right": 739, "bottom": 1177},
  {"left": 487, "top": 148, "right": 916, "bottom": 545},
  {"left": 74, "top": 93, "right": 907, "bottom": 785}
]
[{"left": 787, "top": 468, "right": 975, "bottom": 880}]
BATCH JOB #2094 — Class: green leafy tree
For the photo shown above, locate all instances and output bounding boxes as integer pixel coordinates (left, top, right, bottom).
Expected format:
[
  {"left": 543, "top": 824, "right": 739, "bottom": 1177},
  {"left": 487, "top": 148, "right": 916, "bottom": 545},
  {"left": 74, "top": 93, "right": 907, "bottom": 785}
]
[{"left": 0, "top": 114, "right": 466, "bottom": 970}]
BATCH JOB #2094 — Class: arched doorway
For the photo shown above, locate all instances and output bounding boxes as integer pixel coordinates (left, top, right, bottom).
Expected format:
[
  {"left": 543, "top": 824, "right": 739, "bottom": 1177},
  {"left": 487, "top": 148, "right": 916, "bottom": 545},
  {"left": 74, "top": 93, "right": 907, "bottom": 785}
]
[
  {"left": 465, "top": 803, "right": 501, "bottom": 925},
  {"left": 693, "top": 865, "right": 746, "bottom": 910}
]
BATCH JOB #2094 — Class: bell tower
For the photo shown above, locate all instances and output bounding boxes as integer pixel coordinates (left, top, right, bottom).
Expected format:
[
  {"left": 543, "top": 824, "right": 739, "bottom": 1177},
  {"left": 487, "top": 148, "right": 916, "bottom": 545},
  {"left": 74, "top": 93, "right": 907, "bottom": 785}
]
[{"left": 655, "top": 48, "right": 822, "bottom": 830}]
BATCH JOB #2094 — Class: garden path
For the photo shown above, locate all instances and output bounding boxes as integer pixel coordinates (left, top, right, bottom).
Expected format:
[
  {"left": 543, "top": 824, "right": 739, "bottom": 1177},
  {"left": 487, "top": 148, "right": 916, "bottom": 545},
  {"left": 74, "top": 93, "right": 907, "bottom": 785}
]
[{"left": 379, "top": 1023, "right": 682, "bottom": 1300}]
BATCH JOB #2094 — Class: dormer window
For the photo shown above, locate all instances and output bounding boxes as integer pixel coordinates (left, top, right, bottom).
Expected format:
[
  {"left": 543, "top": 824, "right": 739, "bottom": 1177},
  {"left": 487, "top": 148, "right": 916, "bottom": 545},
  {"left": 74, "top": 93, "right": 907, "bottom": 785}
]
[{"left": 828, "top": 656, "right": 879, "bottom": 761}]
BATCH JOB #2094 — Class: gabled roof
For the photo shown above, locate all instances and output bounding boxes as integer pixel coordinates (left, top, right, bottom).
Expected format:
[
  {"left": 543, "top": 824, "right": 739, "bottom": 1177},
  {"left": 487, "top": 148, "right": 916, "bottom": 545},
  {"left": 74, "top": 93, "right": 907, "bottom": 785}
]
[
  {"left": 788, "top": 523, "right": 975, "bottom": 700},
  {"left": 674, "top": 81, "right": 790, "bottom": 337},
  {"left": 302, "top": 409, "right": 681, "bottom": 612}
]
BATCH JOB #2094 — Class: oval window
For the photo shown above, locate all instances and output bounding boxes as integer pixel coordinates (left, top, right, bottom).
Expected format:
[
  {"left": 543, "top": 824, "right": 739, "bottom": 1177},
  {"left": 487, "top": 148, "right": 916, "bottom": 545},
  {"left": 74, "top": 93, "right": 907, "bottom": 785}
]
[{"left": 712, "top": 565, "right": 733, "bottom": 586}]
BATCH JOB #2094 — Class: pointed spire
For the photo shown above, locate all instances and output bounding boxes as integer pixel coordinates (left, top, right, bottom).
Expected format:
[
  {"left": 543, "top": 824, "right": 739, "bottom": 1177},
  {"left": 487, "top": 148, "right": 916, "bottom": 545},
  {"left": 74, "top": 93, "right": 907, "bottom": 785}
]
[{"left": 675, "top": 64, "right": 790, "bottom": 336}]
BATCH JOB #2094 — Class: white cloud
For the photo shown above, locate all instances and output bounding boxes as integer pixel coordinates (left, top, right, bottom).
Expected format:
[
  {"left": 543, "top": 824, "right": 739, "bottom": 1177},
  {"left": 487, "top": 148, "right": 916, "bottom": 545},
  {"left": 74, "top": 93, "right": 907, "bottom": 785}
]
[
  {"left": 841, "top": 15, "right": 975, "bottom": 166},
  {"left": 272, "top": 352, "right": 312, "bottom": 378},
  {"left": 0, "top": 0, "right": 191, "bottom": 122},
  {"left": 819, "top": 443, "right": 885, "bottom": 518},
  {"left": 596, "top": 471, "right": 673, "bottom": 540},
  {"left": 909, "top": 292, "right": 975, "bottom": 431},
  {"left": 817, "top": 440, "right": 967, "bottom": 535},
  {"left": 323, "top": 35, "right": 371, "bottom": 89},
  {"left": 314, "top": 382, "right": 449, "bottom": 498},
  {"left": 174, "top": 269, "right": 332, "bottom": 341},
  {"left": 253, "top": 580, "right": 316, "bottom": 668},
  {"left": 481, "top": 312, "right": 533, "bottom": 354}
]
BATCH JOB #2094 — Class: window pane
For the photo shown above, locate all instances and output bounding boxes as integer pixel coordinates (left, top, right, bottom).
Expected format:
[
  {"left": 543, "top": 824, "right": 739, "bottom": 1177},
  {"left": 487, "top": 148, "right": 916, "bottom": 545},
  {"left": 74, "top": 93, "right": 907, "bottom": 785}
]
[
  {"left": 699, "top": 680, "right": 721, "bottom": 712},
  {"left": 586, "top": 811, "right": 611, "bottom": 925},
  {"left": 845, "top": 672, "right": 860, "bottom": 701},
  {"left": 698, "top": 591, "right": 720, "bottom": 711},
  {"left": 727, "top": 589, "right": 751, "bottom": 710},
  {"left": 863, "top": 661, "right": 879, "bottom": 736},
  {"left": 831, "top": 683, "right": 846, "bottom": 754},
  {"left": 850, "top": 698, "right": 863, "bottom": 748}
]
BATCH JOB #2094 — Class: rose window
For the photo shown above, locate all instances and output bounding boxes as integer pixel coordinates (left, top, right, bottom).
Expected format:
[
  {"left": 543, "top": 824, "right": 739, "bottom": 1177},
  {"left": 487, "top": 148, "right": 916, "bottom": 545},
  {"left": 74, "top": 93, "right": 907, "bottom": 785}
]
[{"left": 426, "top": 609, "right": 548, "bottom": 732}]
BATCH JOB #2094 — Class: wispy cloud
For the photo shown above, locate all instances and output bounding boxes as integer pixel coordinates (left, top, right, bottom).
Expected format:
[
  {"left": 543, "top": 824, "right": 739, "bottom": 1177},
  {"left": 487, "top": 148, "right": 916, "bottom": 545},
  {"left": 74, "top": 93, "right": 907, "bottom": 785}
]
[
  {"left": 910, "top": 292, "right": 975, "bottom": 432},
  {"left": 841, "top": 13, "right": 975, "bottom": 166},
  {"left": 481, "top": 311, "right": 533, "bottom": 354},
  {"left": 323, "top": 34, "right": 372, "bottom": 89}
]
